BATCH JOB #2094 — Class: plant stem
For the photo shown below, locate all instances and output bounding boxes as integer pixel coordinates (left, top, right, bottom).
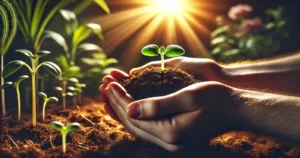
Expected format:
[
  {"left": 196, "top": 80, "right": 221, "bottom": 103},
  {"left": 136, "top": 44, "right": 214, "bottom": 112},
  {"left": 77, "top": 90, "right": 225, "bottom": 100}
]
[
  {"left": 62, "top": 80, "right": 67, "bottom": 110},
  {"left": 62, "top": 132, "right": 67, "bottom": 153},
  {"left": 31, "top": 60, "right": 37, "bottom": 127},
  {"left": 160, "top": 53, "right": 165, "bottom": 71},
  {"left": 16, "top": 85, "right": 21, "bottom": 121},
  {"left": 1, "top": 54, "right": 6, "bottom": 118},
  {"left": 73, "top": 96, "right": 77, "bottom": 107},
  {"left": 78, "top": 92, "right": 81, "bottom": 105},
  {"left": 42, "top": 101, "right": 47, "bottom": 120}
]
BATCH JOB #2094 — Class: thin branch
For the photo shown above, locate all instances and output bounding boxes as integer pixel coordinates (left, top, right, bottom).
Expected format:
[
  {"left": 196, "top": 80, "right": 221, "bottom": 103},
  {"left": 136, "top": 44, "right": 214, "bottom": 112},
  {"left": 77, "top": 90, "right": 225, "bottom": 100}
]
[{"left": 7, "top": 134, "right": 19, "bottom": 149}]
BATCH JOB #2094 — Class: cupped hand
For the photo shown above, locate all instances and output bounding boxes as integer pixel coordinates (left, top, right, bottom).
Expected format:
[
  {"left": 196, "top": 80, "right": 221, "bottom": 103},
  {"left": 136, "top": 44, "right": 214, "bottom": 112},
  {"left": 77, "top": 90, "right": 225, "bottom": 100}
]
[{"left": 102, "top": 79, "right": 239, "bottom": 151}]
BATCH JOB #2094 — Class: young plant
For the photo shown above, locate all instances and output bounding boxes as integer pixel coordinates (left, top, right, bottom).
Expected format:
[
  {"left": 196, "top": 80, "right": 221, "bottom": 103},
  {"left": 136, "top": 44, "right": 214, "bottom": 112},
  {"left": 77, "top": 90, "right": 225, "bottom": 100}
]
[
  {"left": 2, "top": 75, "right": 29, "bottom": 120},
  {"left": 2, "top": 49, "right": 62, "bottom": 127},
  {"left": 38, "top": 92, "right": 58, "bottom": 120},
  {"left": 73, "top": 0, "right": 110, "bottom": 15},
  {"left": 141, "top": 44, "right": 185, "bottom": 71},
  {"left": 50, "top": 121, "right": 81, "bottom": 154},
  {"left": 68, "top": 78, "right": 86, "bottom": 104},
  {"left": 0, "top": 0, "right": 17, "bottom": 118},
  {"left": 67, "top": 87, "right": 78, "bottom": 107}
]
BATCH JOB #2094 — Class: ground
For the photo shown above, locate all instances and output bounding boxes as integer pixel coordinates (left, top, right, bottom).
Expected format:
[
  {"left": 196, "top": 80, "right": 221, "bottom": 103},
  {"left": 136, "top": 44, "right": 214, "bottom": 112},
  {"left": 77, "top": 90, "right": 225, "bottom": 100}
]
[{"left": 1, "top": 97, "right": 300, "bottom": 158}]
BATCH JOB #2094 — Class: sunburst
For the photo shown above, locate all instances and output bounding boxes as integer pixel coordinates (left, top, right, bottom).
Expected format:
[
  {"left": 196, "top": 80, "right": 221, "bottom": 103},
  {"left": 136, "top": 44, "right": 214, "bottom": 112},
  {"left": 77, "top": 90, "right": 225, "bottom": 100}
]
[{"left": 91, "top": 0, "right": 219, "bottom": 69}]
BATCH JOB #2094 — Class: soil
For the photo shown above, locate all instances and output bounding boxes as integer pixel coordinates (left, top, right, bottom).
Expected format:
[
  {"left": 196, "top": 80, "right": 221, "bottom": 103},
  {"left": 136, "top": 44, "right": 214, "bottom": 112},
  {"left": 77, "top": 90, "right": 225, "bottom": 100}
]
[
  {"left": 1, "top": 67, "right": 300, "bottom": 157},
  {"left": 120, "top": 66, "right": 200, "bottom": 100}
]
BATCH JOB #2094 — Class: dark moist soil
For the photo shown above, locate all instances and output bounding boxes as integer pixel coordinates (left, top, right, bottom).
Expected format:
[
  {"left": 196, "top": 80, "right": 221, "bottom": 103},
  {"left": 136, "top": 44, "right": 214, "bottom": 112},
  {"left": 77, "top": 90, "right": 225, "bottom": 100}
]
[
  {"left": 120, "top": 66, "right": 200, "bottom": 100},
  {"left": 1, "top": 68, "right": 300, "bottom": 157}
]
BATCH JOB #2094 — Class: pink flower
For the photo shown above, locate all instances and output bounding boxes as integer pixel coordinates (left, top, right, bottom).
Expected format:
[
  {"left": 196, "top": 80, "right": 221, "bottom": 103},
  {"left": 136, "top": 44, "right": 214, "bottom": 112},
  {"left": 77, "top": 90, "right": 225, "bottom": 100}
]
[
  {"left": 228, "top": 4, "right": 253, "bottom": 20},
  {"left": 242, "top": 18, "right": 264, "bottom": 33}
]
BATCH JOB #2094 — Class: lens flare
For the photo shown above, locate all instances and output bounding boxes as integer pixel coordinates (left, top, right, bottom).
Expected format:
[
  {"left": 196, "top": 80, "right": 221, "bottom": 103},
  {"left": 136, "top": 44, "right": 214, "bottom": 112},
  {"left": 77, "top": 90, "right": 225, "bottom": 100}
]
[{"left": 92, "top": 0, "right": 219, "bottom": 69}]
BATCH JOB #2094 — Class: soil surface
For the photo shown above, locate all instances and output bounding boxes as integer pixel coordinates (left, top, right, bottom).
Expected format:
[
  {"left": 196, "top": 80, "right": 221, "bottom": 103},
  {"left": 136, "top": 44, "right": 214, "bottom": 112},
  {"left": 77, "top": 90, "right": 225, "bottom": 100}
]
[
  {"left": 120, "top": 66, "right": 200, "bottom": 100},
  {"left": 1, "top": 98, "right": 300, "bottom": 157}
]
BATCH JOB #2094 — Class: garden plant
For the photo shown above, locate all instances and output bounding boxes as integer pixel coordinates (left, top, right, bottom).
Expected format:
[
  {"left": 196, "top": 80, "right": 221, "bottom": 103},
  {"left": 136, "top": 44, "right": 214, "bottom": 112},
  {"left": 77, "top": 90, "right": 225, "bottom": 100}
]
[
  {"left": 0, "top": 0, "right": 17, "bottom": 118},
  {"left": 50, "top": 121, "right": 81, "bottom": 154},
  {"left": 38, "top": 92, "right": 58, "bottom": 120},
  {"left": 2, "top": 75, "right": 29, "bottom": 120},
  {"left": 2, "top": 49, "right": 62, "bottom": 127}
]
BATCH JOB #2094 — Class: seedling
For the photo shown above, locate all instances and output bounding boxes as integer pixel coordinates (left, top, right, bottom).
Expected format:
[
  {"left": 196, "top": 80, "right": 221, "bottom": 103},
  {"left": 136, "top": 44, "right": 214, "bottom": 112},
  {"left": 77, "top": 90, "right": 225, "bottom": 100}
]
[
  {"left": 68, "top": 87, "right": 78, "bottom": 107},
  {"left": 141, "top": 44, "right": 185, "bottom": 71},
  {"left": 68, "top": 78, "right": 86, "bottom": 104},
  {"left": 50, "top": 121, "right": 81, "bottom": 153},
  {"left": 0, "top": 0, "right": 17, "bottom": 118},
  {"left": 2, "top": 49, "right": 62, "bottom": 127},
  {"left": 2, "top": 75, "right": 29, "bottom": 120},
  {"left": 38, "top": 92, "right": 58, "bottom": 120}
]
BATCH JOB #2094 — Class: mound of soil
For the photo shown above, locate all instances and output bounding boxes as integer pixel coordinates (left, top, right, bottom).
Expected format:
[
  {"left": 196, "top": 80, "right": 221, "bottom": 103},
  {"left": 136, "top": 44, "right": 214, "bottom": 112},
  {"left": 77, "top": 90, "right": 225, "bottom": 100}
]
[
  {"left": 120, "top": 66, "right": 200, "bottom": 100},
  {"left": 1, "top": 98, "right": 300, "bottom": 157}
]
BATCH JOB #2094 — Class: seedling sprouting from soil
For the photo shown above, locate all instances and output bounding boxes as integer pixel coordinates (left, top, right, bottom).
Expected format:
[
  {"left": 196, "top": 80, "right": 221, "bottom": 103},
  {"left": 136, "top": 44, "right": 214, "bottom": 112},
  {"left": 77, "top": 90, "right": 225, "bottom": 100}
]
[
  {"left": 2, "top": 75, "right": 28, "bottom": 120},
  {"left": 50, "top": 121, "right": 81, "bottom": 154},
  {"left": 141, "top": 44, "right": 185, "bottom": 71},
  {"left": 38, "top": 92, "right": 58, "bottom": 120},
  {"left": 68, "top": 86, "right": 78, "bottom": 107},
  {"left": 2, "top": 49, "right": 62, "bottom": 127},
  {"left": 0, "top": 0, "right": 17, "bottom": 118}
]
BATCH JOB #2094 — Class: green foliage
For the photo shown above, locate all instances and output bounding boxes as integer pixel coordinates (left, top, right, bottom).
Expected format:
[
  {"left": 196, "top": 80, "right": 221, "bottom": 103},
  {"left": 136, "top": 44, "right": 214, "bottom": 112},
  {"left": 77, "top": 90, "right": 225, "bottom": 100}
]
[
  {"left": 11, "top": 0, "right": 75, "bottom": 53},
  {"left": 141, "top": 44, "right": 185, "bottom": 71},
  {"left": 50, "top": 121, "right": 81, "bottom": 153},
  {"left": 42, "top": 9, "right": 104, "bottom": 81},
  {"left": 2, "top": 49, "right": 61, "bottom": 127},
  {"left": 211, "top": 6, "right": 289, "bottom": 62},
  {"left": 73, "top": 0, "right": 110, "bottom": 15}
]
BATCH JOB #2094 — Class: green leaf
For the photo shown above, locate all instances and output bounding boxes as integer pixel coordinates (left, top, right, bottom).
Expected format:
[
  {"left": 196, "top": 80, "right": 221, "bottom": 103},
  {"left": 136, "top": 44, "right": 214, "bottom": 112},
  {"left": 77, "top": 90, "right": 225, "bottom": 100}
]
[
  {"left": 81, "top": 58, "right": 96, "bottom": 66},
  {"left": 165, "top": 45, "right": 185, "bottom": 57},
  {"left": 93, "top": 53, "right": 106, "bottom": 59},
  {"left": 59, "top": 9, "right": 78, "bottom": 36},
  {"left": 48, "top": 97, "right": 58, "bottom": 102},
  {"left": 63, "top": 66, "right": 82, "bottom": 79},
  {"left": 35, "top": 50, "right": 50, "bottom": 59},
  {"left": 16, "top": 75, "right": 29, "bottom": 84},
  {"left": 54, "top": 87, "right": 63, "bottom": 91},
  {"left": 42, "top": 30, "right": 69, "bottom": 54},
  {"left": 50, "top": 121, "right": 64, "bottom": 131},
  {"left": 103, "top": 67, "right": 114, "bottom": 75},
  {"left": 211, "top": 47, "right": 222, "bottom": 55},
  {"left": 104, "top": 58, "right": 118, "bottom": 67},
  {"left": 212, "top": 25, "right": 229, "bottom": 37},
  {"left": 76, "top": 83, "right": 86, "bottom": 88},
  {"left": 2, "top": 82, "right": 13, "bottom": 89},
  {"left": 72, "top": 23, "right": 103, "bottom": 46},
  {"left": 77, "top": 43, "right": 103, "bottom": 55},
  {"left": 40, "top": 62, "right": 62, "bottom": 79},
  {"left": 69, "top": 78, "right": 79, "bottom": 83},
  {"left": 141, "top": 44, "right": 159, "bottom": 56},
  {"left": 222, "top": 49, "right": 240, "bottom": 57},
  {"left": 94, "top": 0, "right": 110, "bottom": 14},
  {"left": 15, "top": 49, "right": 33, "bottom": 57},
  {"left": 68, "top": 87, "right": 76, "bottom": 91},
  {"left": 66, "top": 92, "right": 73, "bottom": 96},
  {"left": 38, "top": 92, "right": 48, "bottom": 99},
  {"left": 3, "top": 60, "right": 27, "bottom": 78},
  {"left": 211, "top": 36, "right": 227, "bottom": 45}
]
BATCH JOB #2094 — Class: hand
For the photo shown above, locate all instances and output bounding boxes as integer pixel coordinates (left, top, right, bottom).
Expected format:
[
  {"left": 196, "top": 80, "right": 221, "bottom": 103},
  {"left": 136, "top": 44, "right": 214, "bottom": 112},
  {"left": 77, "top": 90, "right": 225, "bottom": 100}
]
[
  {"left": 102, "top": 79, "right": 239, "bottom": 151},
  {"left": 130, "top": 57, "right": 226, "bottom": 82}
]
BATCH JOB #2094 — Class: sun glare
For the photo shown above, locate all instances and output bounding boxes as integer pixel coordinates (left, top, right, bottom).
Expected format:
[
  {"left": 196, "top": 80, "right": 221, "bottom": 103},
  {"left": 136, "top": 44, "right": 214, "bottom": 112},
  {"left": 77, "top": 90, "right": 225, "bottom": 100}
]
[
  {"left": 94, "top": 0, "right": 218, "bottom": 69},
  {"left": 156, "top": 0, "right": 182, "bottom": 14}
]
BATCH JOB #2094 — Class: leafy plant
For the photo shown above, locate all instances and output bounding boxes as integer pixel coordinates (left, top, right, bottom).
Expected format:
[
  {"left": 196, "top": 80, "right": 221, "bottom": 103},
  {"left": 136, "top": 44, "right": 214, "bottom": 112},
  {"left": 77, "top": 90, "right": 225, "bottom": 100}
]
[
  {"left": 73, "top": 0, "right": 110, "bottom": 15},
  {"left": 38, "top": 92, "right": 58, "bottom": 120},
  {"left": 50, "top": 121, "right": 81, "bottom": 154},
  {"left": 2, "top": 49, "right": 62, "bottom": 127},
  {"left": 2, "top": 75, "right": 28, "bottom": 120},
  {"left": 211, "top": 6, "right": 289, "bottom": 62},
  {"left": 81, "top": 53, "right": 117, "bottom": 95},
  {"left": 67, "top": 86, "right": 78, "bottom": 107},
  {"left": 141, "top": 44, "right": 185, "bottom": 71},
  {"left": 42, "top": 9, "right": 103, "bottom": 81},
  {"left": 0, "top": 0, "right": 17, "bottom": 118}
]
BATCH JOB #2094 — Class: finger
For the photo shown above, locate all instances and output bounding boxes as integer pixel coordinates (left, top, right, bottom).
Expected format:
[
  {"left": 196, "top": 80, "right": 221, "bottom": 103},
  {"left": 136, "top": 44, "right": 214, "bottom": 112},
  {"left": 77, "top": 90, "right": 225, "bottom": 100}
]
[
  {"left": 104, "top": 86, "right": 181, "bottom": 151},
  {"left": 127, "top": 90, "right": 197, "bottom": 119},
  {"left": 100, "top": 93, "right": 108, "bottom": 103},
  {"left": 102, "top": 75, "right": 117, "bottom": 87},
  {"left": 104, "top": 103, "right": 120, "bottom": 121},
  {"left": 109, "top": 69, "right": 129, "bottom": 80},
  {"left": 129, "top": 58, "right": 182, "bottom": 75}
]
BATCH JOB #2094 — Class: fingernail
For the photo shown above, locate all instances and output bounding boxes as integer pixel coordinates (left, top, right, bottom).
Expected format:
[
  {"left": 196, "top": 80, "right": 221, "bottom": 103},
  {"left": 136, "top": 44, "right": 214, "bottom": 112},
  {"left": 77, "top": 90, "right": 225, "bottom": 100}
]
[{"left": 127, "top": 103, "right": 142, "bottom": 119}]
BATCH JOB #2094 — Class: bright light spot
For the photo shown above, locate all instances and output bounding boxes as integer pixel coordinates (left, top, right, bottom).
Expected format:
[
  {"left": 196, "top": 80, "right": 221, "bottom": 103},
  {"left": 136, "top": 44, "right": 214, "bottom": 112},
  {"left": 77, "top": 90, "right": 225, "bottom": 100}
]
[{"left": 155, "top": 0, "right": 183, "bottom": 14}]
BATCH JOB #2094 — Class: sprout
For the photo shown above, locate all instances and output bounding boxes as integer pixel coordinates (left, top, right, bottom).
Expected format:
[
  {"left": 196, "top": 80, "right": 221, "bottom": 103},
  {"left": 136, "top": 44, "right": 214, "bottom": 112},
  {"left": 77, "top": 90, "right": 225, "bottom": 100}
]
[
  {"left": 141, "top": 44, "right": 185, "bottom": 71},
  {"left": 38, "top": 92, "right": 58, "bottom": 120},
  {"left": 68, "top": 87, "right": 77, "bottom": 106},
  {"left": 50, "top": 121, "right": 81, "bottom": 153},
  {"left": 2, "top": 49, "right": 62, "bottom": 127},
  {"left": 1, "top": 75, "right": 29, "bottom": 120}
]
